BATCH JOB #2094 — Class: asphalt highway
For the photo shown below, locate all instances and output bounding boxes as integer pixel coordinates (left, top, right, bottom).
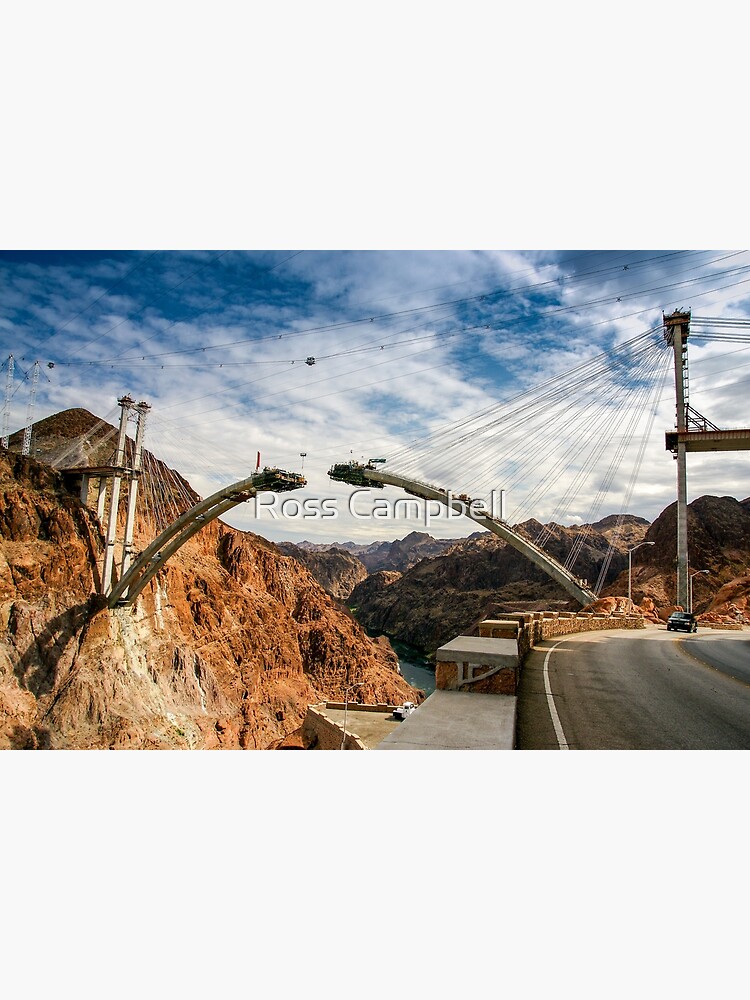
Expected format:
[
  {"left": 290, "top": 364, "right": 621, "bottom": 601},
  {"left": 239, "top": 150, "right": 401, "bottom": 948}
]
[{"left": 516, "top": 625, "right": 750, "bottom": 749}]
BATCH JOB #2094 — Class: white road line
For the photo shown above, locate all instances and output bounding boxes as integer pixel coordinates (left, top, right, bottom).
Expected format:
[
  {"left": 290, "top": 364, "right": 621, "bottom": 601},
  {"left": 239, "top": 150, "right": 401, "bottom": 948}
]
[{"left": 543, "top": 641, "right": 569, "bottom": 750}]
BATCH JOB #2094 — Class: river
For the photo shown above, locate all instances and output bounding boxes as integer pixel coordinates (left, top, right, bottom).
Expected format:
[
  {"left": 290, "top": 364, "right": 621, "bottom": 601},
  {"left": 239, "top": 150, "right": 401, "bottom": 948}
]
[
  {"left": 356, "top": 615, "right": 436, "bottom": 695},
  {"left": 390, "top": 638, "right": 436, "bottom": 695}
]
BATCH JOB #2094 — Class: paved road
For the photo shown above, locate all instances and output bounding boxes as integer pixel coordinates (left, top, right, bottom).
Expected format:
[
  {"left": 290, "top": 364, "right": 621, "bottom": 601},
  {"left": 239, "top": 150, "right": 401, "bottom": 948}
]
[{"left": 516, "top": 626, "right": 750, "bottom": 750}]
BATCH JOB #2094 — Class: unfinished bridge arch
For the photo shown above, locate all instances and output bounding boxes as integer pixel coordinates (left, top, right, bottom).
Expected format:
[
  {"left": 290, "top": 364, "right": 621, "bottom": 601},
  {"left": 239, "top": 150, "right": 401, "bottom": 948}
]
[
  {"left": 107, "top": 467, "right": 306, "bottom": 608},
  {"left": 328, "top": 462, "right": 597, "bottom": 607}
]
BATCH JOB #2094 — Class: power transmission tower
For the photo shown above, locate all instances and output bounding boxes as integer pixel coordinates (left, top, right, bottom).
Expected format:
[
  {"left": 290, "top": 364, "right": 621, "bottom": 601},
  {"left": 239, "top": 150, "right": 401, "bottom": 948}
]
[
  {"left": 21, "top": 360, "right": 40, "bottom": 456},
  {"left": 1, "top": 354, "right": 13, "bottom": 448}
]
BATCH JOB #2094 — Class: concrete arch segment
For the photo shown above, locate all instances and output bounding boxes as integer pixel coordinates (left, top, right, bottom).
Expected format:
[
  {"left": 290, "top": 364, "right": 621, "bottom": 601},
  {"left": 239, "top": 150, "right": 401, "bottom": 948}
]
[{"left": 108, "top": 467, "right": 305, "bottom": 608}]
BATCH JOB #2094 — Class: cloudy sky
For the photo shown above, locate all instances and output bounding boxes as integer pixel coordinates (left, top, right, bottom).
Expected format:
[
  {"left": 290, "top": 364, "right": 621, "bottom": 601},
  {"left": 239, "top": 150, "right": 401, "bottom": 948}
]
[{"left": 2, "top": 249, "right": 750, "bottom": 544}]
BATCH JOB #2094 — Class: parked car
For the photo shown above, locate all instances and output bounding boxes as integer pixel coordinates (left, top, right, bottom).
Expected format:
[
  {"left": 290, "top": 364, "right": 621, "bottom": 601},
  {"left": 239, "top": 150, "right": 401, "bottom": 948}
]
[
  {"left": 666, "top": 612, "right": 698, "bottom": 633},
  {"left": 393, "top": 701, "right": 417, "bottom": 720}
]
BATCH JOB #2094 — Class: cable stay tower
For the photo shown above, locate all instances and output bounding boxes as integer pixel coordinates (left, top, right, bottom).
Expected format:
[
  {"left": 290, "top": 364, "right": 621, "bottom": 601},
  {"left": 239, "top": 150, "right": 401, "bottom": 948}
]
[{"left": 663, "top": 310, "right": 750, "bottom": 608}]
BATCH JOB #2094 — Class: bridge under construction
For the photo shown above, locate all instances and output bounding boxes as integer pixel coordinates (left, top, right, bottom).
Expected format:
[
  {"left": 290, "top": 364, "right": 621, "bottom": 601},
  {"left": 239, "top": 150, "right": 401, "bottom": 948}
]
[{"left": 4, "top": 305, "right": 750, "bottom": 614}]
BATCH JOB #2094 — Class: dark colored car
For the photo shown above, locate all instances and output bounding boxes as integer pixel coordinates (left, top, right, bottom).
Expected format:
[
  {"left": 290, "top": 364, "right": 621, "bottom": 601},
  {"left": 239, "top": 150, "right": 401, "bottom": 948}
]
[{"left": 666, "top": 612, "right": 698, "bottom": 633}]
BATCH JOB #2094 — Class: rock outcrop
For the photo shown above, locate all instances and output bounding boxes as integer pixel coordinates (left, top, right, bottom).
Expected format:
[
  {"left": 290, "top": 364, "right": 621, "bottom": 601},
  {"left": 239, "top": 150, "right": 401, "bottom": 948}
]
[
  {"left": 601, "top": 495, "right": 750, "bottom": 616},
  {"left": 701, "top": 575, "right": 750, "bottom": 624},
  {"left": 275, "top": 542, "right": 368, "bottom": 600}
]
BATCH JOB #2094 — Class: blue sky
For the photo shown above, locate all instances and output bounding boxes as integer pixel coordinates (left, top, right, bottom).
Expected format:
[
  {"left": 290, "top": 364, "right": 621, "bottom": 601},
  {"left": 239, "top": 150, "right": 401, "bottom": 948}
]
[{"left": 2, "top": 249, "right": 750, "bottom": 543}]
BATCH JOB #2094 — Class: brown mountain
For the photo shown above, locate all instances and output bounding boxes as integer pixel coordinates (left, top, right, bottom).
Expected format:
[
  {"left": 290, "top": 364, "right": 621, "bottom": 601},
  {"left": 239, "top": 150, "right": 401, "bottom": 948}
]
[
  {"left": 290, "top": 531, "right": 464, "bottom": 573},
  {"left": 0, "top": 411, "right": 418, "bottom": 750}
]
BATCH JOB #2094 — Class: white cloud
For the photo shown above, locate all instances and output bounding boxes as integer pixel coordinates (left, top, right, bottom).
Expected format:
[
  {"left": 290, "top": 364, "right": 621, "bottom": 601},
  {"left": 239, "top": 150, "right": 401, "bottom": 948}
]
[{"left": 3, "top": 250, "right": 750, "bottom": 546}]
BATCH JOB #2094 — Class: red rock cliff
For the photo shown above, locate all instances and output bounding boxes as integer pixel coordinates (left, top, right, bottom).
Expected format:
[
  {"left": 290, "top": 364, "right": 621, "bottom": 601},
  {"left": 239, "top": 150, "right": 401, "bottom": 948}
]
[{"left": 0, "top": 449, "right": 417, "bottom": 749}]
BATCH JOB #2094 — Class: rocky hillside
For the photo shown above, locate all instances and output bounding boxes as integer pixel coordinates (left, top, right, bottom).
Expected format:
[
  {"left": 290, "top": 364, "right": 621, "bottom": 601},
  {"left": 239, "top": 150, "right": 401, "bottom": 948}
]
[
  {"left": 0, "top": 435, "right": 418, "bottom": 750},
  {"left": 349, "top": 515, "right": 648, "bottom": 653},
  {"left": 275, "top": 542, "right": 368, "bottom": 600}
]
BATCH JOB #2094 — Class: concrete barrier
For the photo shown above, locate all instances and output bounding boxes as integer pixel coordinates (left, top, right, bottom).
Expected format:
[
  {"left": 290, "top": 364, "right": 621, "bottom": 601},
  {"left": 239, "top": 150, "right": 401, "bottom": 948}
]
[{"left": 302, "top": 704, "right": 368, "bottom": 750}]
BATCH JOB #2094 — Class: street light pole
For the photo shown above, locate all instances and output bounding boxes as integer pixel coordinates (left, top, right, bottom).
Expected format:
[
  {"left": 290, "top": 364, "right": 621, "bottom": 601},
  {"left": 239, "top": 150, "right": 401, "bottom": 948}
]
[
  {"left": 627, "top": 541, "right": 655, "bottom": 608},
  {"left": 340, "top": 682, "right": 365, "bottom": 750},
  {"left": 688, "top": 569, "right": 710, "bottom": 614}
]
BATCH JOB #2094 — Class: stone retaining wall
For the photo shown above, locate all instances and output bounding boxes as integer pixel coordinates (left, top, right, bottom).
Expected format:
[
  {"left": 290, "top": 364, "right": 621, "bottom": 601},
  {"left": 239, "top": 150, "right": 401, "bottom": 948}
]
[{"left": 489, "top": 610, "right": 646, "bottom": 660}]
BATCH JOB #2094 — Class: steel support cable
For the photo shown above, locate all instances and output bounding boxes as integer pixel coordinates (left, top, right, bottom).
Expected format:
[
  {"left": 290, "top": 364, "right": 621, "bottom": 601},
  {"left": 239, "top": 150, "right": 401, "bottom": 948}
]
[
  {"left": 57, "top": 311, "right": 471, "bottom": 371},
  {"left": 143, "top": 420, "right": 236, "bottom": 502},
  {"left": 47, "top": 250, "right": 708, "bottom": 368},
  {"left": 146, "top": 411, "right": 263, "bottom": 482},
  {"left": 690, "top": 333, "right": 750, "bottom": 343},
  {"left": 590, "top": 362, "right": 671, "bottom": 593},
  {"left": 537, "top": 341, "right": 668, "bottom": 518},
  {"left": 132, "top": 306, "right": 466, "bottom": 420},
  {"left": 389, "top": 327, "right": 662, "bottom": 472},
  {"left": 138, "top": 462, "right": 166, "bottom": 539},
  {"left": 590, "top": 361, "right": 671, "bottom": 590},
  {"left": 577, "top": 373, "right": 663, "bottom": 557},
  {"left": 396, "top": 351, "right": 654, "bottom": 519},
  {"left": 47, "top": 251, "right": 162, "bottom": 350},
  {"left": 141, "top": 451, "right": 195, "bottom": 533},
  {"left": 561, "top": 401, "right": 649, "bottom": 573},
  {"left": 464, "top": 331, "right": 665, "bottom": 462},
  {"left": 43, "top": 249, "right": 304, "bottom": 372},
  {"left": 386, "top": 328, "right": 663, "bottom": 469},
  {"left": 457, "top": 344, "right": 658, "bottom": 488},
  {"left": 424, "top": 335, "right": 663, "bottom": 497},
  {"left": 505, "top": 343, "right": 665, "bottom": 526},
  {"left": 531, "top": 264, "right": 750, "bottom": 322},
  {"left": 164, "top": 332, "right": 454, "bottom": 422},
  {"left": 457, "top": 375, "right": 626, "bottom": 503},
  {"left": 61, "top": 252, "right": 234, "bottom": 364},
  {"left": 48, "top": 409, "right": 121, "bottom": 468},
  {"left": 563, "top": 360, "right": 667, "bottom": 571},
  {"left": 392, "top": 353, "right": 652, "bottom": 494},
  {"left": 561, "top": 391, "right": 653, "bottom": 570},
  {"left": 515, "top": 361, "right": 658, "bottom": 529},
  {"left": 689, "top": 357, "right": 750, "bottom": 386},
  {"left": 691, "top": 316, "right": 750, "bottom": 326},
  {"left": 393, "top": 336, "right": 651, "bottom": 463},
  {"left": 140, "top": 455, "right": 171, "bottom": 534},
  {"left": 114, "top": 250, "right": 306, "bottom": 365},
  {"left": 157, "top": 340, "right": 457, "bottom": 429},
  {"left": 44, "top": 251, "right": 724, "bottom": 378}
]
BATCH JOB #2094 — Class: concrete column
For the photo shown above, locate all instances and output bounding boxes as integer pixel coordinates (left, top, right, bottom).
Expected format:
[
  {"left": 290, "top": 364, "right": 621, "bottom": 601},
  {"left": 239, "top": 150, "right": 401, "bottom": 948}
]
[
  {"left": 667, "top": 313, "right": 690, "bottom": 609},
  {"left": 96, "top": 477, "right": 107, "bottom": 521},
  {"left": 102, "top": 395, "right": 133, "bottom": 595},
  {"left": 120, "top": 401, "right": 150, "bottom": 584}
]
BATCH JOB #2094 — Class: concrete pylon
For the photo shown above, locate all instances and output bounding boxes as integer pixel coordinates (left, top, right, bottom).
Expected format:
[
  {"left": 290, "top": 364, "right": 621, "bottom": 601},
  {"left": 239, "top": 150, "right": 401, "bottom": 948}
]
[{"left": 664, "top": 310, "right": 690, "bottom": 609}]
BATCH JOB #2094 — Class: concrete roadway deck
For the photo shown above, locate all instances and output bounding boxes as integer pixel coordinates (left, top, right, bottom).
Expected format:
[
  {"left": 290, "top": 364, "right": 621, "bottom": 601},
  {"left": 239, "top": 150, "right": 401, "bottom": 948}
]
[{"left": 375, "top": 690, "right": 517, "bottom": 750}]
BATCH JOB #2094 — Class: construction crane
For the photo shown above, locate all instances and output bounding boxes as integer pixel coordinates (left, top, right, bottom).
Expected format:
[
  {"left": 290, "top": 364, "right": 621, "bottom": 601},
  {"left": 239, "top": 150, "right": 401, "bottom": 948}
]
[
  {"left": 21, "top": 360, "right": 40, "bottom": 456},
  {"left": 1, "top": 354, "right": 13, "bottom": 448}
]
